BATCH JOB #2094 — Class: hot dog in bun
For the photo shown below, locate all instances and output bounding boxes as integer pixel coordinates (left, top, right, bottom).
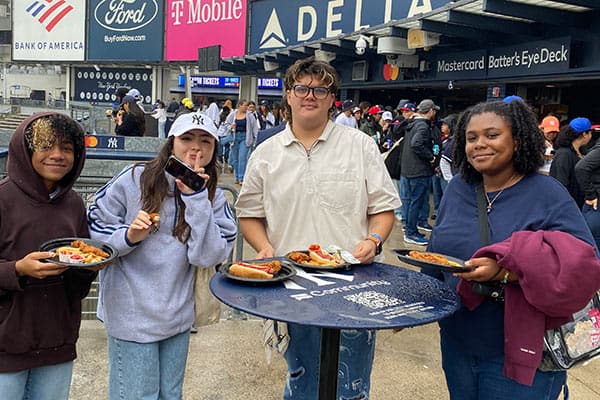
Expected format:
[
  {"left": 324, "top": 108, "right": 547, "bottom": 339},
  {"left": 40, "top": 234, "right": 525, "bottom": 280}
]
[
  {"left": 228, "top": 261, "right": 282, "bottom": 280},
  {"left": 308, "top": 243, "right": 339, "bottom": 265}
]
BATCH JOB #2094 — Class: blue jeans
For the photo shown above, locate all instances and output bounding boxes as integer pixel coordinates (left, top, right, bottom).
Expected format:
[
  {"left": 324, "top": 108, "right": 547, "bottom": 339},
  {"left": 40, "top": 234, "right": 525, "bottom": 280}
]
[
  {"left": 400, "top": 176, "right": 430, "bottom": 224},
  {"left": 441, "top": 333, "right": 567, "bottom": 400},
  {"left": 229, "top": 134, "right": 249, "bottom": 182},
  {"left": 157, "top": 120, "right": 166, "bottom": 139},
  {"left": 218, "top": 135, "right": 233, "bottom": 163},
  {"left": 392, "top": 178, "right": 403, "bottom": 218},
  {"left": 284, "top": 323, "right": 375, "bottom": 400},
  {"left": 582, "top": 204, "right": 600, "bottom": 250},
  {"left": 0, "top": 361, "right": 73, "bottom": 400},
  {"left": 405, "top": 176, "right": 432, "bottom": 236},
  {"left": 108, "top": 331, "right": 190, "bottom": 400}
]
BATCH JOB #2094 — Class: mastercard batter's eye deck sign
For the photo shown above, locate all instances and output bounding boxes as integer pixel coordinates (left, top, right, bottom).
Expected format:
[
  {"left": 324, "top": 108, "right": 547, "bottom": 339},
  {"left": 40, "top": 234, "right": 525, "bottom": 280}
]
[{"left": 14, "top": 0, "right": 85, "bottom": 61}]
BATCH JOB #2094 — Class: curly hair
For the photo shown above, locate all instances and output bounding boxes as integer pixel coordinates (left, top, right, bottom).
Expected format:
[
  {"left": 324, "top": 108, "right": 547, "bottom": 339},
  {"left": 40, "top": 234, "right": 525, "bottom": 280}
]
[
  {"left": 453, "top": 100, "right": 545, "bottom": 183},
  {"left": 24, "top": 113, "right": 85, "bottom": 185},
  {"left": 282, "top": 56, "right": 339, "bottom": 125},
  {"left": 133, "top": 136, "right": 219, "bottom": 243}
]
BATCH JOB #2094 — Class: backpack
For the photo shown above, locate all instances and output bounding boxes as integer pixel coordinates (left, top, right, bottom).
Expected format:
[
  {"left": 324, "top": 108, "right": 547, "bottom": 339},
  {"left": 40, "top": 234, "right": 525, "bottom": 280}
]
[{"left": 383, "top": 138, "right": 404, "bottom": 180}]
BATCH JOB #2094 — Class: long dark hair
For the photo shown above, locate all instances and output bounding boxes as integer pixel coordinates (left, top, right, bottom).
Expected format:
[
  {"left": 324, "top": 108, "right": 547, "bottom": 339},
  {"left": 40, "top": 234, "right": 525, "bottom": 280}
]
[
  {"left": 453, "top": 100, "right": 545, "bottom": 183},
  {"left": 122, "top": 97, "right": 146, "bottom": 134},
  {"left": 554, "top": 124, "right": 583, "bottom": 149},
  {"left": 133, "top": 136, "right": 219, "bottom": 243}
]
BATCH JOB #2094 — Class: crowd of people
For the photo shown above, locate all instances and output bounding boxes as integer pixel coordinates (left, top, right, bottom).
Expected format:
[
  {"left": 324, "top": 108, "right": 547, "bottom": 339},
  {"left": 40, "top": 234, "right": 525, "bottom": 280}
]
[{"left": 1, "top": 56, "right": 600, "bottom": 400}]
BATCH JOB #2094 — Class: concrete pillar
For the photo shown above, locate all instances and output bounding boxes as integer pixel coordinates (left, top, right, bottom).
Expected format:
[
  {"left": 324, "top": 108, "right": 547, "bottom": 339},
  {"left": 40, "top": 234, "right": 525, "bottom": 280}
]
[
  {"left": 239, "top": 75, "right": 258, "bottom": 103},
  {"left": 185, "top": 66, "right": 192, "bottom": 100},
  {"left": 65, "top": 65, "right": 71, "bottom": 109},
  {"left": 153, "top": 66, "right": 162, "bottom": 102}
]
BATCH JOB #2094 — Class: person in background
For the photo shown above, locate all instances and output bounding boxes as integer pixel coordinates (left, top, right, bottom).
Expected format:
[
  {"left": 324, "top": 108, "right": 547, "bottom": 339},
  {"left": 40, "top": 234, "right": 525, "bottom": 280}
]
[
  {"left": 401, "top": 99, "right": 440, "bottom": 245},
  {"left": 126, "top": 88, "right": 145, "bottom": 113},
  {"left": 255, "top": 97, "right": 288, "bottom": 147},
  {"left": 271, "top": 102, "right": 283, "bottom": 126},
  {"left": 115, "top": 95, "right": 145, "bottom": 137},
  {"left": 257, "top": 100, "right": 275, "bottom": 130},
  {"left": 439, "top": 114, "right": 458, "bottom": 191},
  {"left": 379, "top": 110, "right": 395, "bottom": 149},
  {"left": 549, "top": 117, "right": 593, "bottom": 208},
  {"left": 205, "top": 97, "right": 220, "bottom": 124},
  {"left": 88, "top": 112, "right": 236, "bottom": 400},
  {"left": 151, "top": 100, "right": 167, "bottom": 139},
  {"left": 216, "top": 104, "right": 233, "bottom": 165},
  {"left": 334, "top": 99, "right": 358, "bottom": 128},
  {"left": 575, "top": 140, "right": 600, "bottom": 249},
  {"left": 333, "top": 100, "right": 343, "bottom": 119},
  {"left": 352, "top": 107, "right": 363, "bottom": 129},
  {"left": 358, "top": 100, "right": 372, "bottom": 128},
  {"left": 360, "top": 105, "right": 384, "bottom": 144},
  {"left": 236, "top": 56, "right": 399, "bottom": 400},
  {"left": 0, "top": 113, "right": 96, "bottom": 400},
  {"left": 394, "top": 103, "right": 420, "bottom": 224},
  {"left": 226, "top": 99, "right": 258, "bottom": 184},
  {"left": 426, "top": 99, "right": 600, "bottom": 400},
  {"left": 538, "top": 115, "right": 560, "bottom": 174}
]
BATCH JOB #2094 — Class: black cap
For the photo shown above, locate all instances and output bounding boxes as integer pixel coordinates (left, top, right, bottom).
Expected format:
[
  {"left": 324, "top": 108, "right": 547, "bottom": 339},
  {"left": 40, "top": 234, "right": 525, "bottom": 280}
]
[{"left": 342, "top": 99, "right": 354, "bottom": 111}]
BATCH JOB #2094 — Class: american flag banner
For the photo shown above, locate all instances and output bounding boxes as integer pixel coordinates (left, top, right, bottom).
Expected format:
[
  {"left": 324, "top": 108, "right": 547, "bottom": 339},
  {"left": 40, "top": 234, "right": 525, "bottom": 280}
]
[{"left": 26, "top": 0, "right": 73, "bottom": 32}]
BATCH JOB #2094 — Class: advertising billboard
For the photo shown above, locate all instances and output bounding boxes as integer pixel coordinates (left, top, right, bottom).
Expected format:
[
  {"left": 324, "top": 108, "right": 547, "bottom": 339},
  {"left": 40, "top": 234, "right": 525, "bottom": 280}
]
[
  {"left": 13, "top": 0, "right": 85, "bottom": 61},
  {"left": 74, "top": 67, "right": 153, "bottom": 104},
  {"left": 165, "top": 0, "right": 247, "bottom": 61},
  {"left": 87, "top": 0, "right": 164, "bottom": 61},
  {"left": 249, "top": 0, "right": 452, "bottom": 54}
]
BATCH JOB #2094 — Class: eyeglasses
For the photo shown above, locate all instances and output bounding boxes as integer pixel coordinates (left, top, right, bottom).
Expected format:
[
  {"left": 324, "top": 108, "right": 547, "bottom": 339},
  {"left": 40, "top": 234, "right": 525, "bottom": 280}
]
[{"left": 291, "top": 85, "right": 331, "bottom": 99}]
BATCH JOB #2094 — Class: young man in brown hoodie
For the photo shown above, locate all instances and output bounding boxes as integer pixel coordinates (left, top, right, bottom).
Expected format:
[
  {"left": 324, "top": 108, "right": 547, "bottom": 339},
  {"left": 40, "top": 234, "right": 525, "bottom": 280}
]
[{"left": 0, "top": 113, "right": 96, "bottom": 399}]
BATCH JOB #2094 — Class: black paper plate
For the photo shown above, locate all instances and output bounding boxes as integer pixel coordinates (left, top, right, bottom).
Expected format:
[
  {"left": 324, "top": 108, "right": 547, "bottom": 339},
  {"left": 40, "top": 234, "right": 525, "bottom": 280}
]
[
  {"left": 394, "top": 249, "right": 473, "bottom": 273},
  {"left": 40, "top": 237, "right": 118, "bottom": 269},
  {"left": 285, "top": 250, "right": 352, "bottom": 271},
  {"left": 221, "top": 260, "right": 296, "bottom": 284}
]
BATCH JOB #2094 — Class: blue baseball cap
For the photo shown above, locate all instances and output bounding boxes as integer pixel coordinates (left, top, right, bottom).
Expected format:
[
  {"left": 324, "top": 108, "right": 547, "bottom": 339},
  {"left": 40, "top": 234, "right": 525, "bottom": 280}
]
[
  {"left": 569, "top": 117, "right": 592, "bottom": 134},
  {"left": 400, "top": 102, "right": 416, "bottom": 112},
  {"left": 502, "top": 95, "right": 524, "bottom": 104}
]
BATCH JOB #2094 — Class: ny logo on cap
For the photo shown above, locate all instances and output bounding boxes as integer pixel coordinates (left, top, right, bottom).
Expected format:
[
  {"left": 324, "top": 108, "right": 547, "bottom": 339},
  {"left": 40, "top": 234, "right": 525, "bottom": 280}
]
[{"left": 191, "top": 114, "right": 204, "bottom": 125}]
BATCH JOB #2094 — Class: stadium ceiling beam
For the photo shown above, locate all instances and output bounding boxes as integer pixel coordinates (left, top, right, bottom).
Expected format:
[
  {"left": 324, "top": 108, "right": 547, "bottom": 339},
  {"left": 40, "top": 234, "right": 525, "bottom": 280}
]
[
  {"left": 447, "top": 10, "right": 541, "bottom": 37},
  {"left": 418, "top": 19, "right": 515, "bottom": 45},
  {"left": 483, "top": 0, "right": 589, "bottom": 27}
]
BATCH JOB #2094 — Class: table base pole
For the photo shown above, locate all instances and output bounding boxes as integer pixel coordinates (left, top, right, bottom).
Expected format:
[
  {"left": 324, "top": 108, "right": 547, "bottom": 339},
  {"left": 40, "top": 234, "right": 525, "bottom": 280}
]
[{"left": 318, "top": 328, "right": 340, "bottom": 400}]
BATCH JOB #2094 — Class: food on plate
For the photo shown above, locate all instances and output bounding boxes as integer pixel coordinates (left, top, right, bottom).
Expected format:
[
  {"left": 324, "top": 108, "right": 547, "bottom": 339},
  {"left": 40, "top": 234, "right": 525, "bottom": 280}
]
[
  {"left": 289, "top": 244, "right": 343, "bottom": 267},
  {"left": 55, "top": 240, "right": 110, "bottom": 264},
  {"left": 71, "top": 240, "right": 109, "bottom": 258},
  {"left": 407, "top": 250, "right": 461, "bottom": 267},
  {"left": 228, "top": 261, "right": 282, "bottom": 279},
  {"left": 288, "top": 251, "right": 310, "bottom": 263}
]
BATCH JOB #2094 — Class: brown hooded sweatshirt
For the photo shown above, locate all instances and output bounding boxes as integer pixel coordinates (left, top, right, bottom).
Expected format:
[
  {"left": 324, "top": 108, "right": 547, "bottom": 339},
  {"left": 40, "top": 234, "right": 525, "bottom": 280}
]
[{"left": 0, "top": 113, "right": 96, "bottom": 372}]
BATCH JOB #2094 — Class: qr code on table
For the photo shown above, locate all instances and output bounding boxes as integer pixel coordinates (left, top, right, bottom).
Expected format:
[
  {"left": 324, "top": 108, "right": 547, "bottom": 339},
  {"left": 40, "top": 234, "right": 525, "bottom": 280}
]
[{"left": 344, "top": 291, "right": 401, "bottom": 309}]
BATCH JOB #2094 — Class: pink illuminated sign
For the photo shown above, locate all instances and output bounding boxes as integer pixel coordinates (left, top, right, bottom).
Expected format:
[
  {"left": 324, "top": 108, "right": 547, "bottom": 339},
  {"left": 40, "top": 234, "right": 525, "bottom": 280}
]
[{"left": 165, "top": 0, "right": 247, "bottom": 61}]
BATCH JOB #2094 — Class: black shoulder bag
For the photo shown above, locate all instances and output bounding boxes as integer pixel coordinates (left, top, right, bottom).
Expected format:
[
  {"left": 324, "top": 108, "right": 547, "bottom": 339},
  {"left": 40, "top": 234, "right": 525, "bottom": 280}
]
[{"left": 471, "top": 184, "right": 506, "bottom": 301}]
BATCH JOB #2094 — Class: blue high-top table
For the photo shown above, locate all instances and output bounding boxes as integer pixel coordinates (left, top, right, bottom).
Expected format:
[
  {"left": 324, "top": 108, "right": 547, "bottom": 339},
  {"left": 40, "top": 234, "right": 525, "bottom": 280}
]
[{"left": 210, "top": 262, "right": 459, "bottom": 400}]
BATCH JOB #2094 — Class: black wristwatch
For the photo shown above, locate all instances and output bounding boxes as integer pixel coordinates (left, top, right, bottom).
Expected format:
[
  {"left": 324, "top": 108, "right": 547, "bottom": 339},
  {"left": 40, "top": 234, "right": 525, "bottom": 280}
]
[{"left": 366, "top": 233, "right": 383, "bottom": 255}]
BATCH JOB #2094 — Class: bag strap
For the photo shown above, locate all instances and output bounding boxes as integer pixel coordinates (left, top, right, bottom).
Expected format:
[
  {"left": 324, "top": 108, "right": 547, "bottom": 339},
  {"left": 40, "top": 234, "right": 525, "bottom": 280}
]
[{"left": 476, "top": 183, "right": 490, "bottom": 246}]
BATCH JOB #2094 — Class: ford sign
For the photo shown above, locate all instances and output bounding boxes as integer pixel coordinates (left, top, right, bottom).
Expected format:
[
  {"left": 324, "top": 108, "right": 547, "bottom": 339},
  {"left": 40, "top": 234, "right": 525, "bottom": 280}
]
[{"left": 94, "top": 0, "right": 158, "bottom": 32}]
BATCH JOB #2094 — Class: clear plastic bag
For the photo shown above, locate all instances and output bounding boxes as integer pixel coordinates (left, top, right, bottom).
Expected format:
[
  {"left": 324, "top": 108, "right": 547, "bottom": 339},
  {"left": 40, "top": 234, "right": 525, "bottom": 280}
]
[{"left": 540, "top": 293, "right": 600, "bottom": 370}]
